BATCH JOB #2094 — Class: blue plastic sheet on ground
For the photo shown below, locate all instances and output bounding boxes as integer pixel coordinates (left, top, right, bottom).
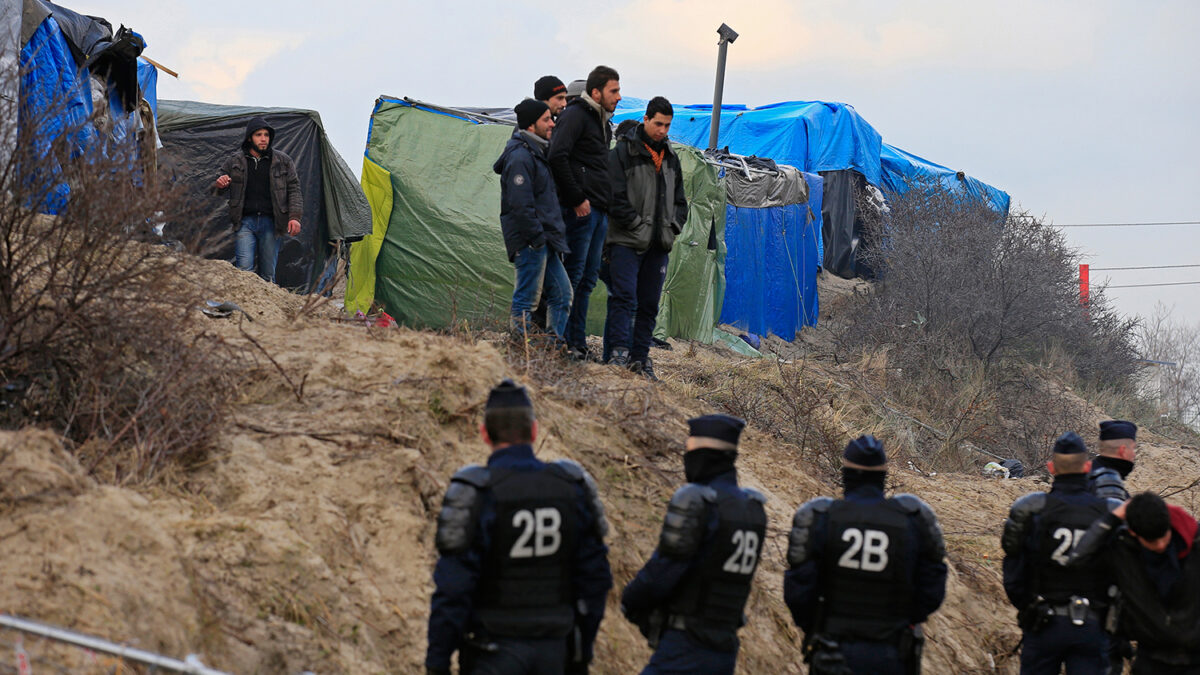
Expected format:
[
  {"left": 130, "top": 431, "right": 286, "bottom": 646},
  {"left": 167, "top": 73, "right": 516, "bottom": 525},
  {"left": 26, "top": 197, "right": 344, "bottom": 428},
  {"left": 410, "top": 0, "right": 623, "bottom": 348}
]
[{"left": 718, "top": 201, "right": 819, "bottom": 341}]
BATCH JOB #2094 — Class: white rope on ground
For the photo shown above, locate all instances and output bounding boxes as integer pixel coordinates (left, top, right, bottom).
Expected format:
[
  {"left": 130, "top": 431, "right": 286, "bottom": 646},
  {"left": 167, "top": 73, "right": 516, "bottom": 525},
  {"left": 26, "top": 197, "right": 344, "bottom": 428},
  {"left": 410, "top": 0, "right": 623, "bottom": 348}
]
[{"left": 0, "top": 614, "right": 230, "bottom": 675}]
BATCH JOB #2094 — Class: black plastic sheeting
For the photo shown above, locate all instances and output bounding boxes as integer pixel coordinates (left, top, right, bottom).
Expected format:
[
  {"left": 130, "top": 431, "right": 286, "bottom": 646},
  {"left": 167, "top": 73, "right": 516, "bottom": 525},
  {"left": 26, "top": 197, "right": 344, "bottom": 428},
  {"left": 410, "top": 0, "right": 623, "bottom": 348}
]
[
  {"left": 818, "top": 169, "right": 877, "bottom": 280},
  {"left": 159, "top": 113, "right": 328, "bottom": 290}
]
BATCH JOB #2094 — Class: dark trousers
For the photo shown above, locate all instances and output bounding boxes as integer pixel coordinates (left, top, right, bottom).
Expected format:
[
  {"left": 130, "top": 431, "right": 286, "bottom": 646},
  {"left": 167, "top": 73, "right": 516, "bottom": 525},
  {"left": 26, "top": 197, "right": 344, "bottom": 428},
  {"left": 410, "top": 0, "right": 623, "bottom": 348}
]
[
  {"left": 641, "top": 629, "right": 737, "bottom": 675},
  {"left": 563, "top": 208, "right": 608, "bottom": 352},
  {"left": 602, "top": 244, "right": 668, "bottom": 362},
  {"left": 840, "top": 640, "right": 905, "bottom": 675},
  {"left": 460, "top": 636, "right": 567, "bottom": 675},
  {"left": 1020, "top": 617, "right": 1110, "bottom": 674},
  {"left": 1132, "top": 652, "right": 1200, "bottom": 674}
]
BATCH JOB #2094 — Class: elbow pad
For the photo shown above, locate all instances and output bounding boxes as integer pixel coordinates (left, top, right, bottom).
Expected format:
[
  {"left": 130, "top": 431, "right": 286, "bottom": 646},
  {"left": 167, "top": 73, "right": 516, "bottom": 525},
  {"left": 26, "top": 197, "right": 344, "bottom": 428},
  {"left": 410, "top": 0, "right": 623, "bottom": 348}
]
[
  {"left": 1091, "top": 468, "right": 1129, "bottom": 501},
  {"left": 787, "top": 497, "right": 832, "bottom": 567},
  {"left": 659, "top": 484, "right": 717, "bottom": 559},
  {"left": 1001, "top": 492, "right": 1046, "bottom": 556},
  {"left": 895, "top": 493, "right": 947, "bottom": 560},
  {"left": 555, "top": 459, "right": 609, "bottom": 538},
  {"left": 434, "top": 465, "right": 489, "bottom": 555}
]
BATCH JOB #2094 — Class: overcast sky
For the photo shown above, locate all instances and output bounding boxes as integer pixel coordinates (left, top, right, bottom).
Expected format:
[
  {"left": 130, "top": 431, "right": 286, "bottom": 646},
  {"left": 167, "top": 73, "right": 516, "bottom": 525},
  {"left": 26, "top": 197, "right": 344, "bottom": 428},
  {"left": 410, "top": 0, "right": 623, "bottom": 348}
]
[{"left": 77, "top": 0, "right": 1200, "bottom": 329}]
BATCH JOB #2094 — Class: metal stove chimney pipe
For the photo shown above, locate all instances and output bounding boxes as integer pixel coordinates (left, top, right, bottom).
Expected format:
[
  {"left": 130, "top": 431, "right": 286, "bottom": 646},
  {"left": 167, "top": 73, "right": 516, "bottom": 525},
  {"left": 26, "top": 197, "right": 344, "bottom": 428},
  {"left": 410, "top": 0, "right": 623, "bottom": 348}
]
[{"left": 708, "top": 23, "right": 739, "bottom": 151}]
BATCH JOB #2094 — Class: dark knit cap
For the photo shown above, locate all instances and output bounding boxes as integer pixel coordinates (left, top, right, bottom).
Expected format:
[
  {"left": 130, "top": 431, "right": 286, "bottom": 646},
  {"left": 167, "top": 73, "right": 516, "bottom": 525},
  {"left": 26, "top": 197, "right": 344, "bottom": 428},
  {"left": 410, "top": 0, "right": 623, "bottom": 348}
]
[
  {"left": 843, "top": 435, "right": 886, "bottom": 467},
  {"left": 687, "top": 414, "right": 745, "bottom": 445},
  {"left": 1053, "top": 431, "right": 1087, "bottom": 455},
  {"left": 1099, "top": 420, "right": 1137, "bottom": 441},
  {"left": 534, "top": 75, "right": 566, "bottom": 101},
  {"left": 515, "top": 99, "right": 549, "bottom": 130},
  {"left": 486, "top": 379, "right": 532, "bottom": 410}
]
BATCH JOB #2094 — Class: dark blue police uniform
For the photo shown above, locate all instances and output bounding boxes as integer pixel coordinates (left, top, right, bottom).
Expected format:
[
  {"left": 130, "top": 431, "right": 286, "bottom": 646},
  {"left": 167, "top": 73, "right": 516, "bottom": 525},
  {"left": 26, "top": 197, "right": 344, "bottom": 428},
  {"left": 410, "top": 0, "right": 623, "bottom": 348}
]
[
  {"left": 426, "top": 443, "right": 612, "bottom": 675},
  {"left": 622, "top": 469, "right": 768, "bottom": 675},
  {"left": 1003, "top": 449, "right": 1114, "bottom": 674},
  {"left": 784, "top": 435, "right": 947, "bottom": 675}
]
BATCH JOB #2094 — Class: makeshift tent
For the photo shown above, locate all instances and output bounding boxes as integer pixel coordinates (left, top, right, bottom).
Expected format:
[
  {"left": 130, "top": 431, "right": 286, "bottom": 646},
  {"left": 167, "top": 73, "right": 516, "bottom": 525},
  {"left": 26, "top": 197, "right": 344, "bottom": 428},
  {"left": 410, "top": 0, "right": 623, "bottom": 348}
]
[
  {"left": 716, "top": 161, "right": 821, "bottom": 339},
  {"left": 15, "top": 0, "right": 156, "bottom": 212},
  {"left": 613, "top": 100, "right": 1009, "bottom": 279},
  {"left": 351, "top": 96, "right": 729, "bottom": 344},
  {"left": 157, "top": 100, "right": 371, "bottom": 290}
]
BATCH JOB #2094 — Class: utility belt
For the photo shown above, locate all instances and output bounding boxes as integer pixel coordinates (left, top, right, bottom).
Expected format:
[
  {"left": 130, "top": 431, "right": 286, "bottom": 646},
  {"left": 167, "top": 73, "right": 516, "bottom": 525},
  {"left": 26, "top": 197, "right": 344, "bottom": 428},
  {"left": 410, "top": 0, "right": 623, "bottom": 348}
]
[
  {"left": 803, "top": 625, "right": 924, "bottom": 675},
  {"left": 1019, "top": 596, "right": 1105, "bottom": 632}
]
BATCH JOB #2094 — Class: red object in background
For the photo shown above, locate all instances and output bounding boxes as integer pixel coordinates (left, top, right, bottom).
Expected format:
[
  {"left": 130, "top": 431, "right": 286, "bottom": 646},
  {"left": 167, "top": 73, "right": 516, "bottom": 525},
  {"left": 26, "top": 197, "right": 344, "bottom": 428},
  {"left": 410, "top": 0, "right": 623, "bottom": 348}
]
[{"left": 1079, "top": 264, "right": 1090, "bottom": 307}]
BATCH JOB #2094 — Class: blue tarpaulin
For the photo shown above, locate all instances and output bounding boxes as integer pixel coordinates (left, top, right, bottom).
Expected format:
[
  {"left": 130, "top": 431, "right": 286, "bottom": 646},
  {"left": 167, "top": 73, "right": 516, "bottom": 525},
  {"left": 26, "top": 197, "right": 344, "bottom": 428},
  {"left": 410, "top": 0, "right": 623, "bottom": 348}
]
[
  {"left": 880, "top": 143, "right": 1010, "bottom": 213},
  {"left": 613, "top": 100, "right": 884, "bottom": 186},
  {"left": 717, "top": 166, "right": 820, "bottom": 340}
]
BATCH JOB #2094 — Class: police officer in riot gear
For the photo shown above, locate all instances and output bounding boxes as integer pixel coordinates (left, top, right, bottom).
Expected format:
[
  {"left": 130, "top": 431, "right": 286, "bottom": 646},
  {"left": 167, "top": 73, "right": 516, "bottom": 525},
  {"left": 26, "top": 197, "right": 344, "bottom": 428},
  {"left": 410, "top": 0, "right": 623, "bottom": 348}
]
[
  {"left": 1090, "top": 420, "right": 1137, "bottom": 501},
  {"left": 621, "top": 414, "right": 767, "bottom": 674},
  {"left": 426, "top": 380, "right": 613, "bottom": 675},
  {"left": 1002, "top": 431, "right": 1113, "bottom": 674},
  {"left": 785, "top": 435, "right": 948, "bottom": 675}
]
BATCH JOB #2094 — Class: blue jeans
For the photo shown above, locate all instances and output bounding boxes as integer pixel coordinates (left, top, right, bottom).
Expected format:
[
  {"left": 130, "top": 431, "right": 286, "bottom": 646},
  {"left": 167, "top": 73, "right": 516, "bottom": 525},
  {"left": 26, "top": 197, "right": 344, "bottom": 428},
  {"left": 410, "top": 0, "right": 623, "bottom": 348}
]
[
  {"left": 603, "top": 244, "right": 669, "bottom": 363},
  {"left": 563, "top": 208, "right": 608, "bottom": 351},
  {"left": 512, "top": 245, "right": 572, "bottom": 338},
  {"left": 235, "top": 214, "right": 279, "bottom": 283}
]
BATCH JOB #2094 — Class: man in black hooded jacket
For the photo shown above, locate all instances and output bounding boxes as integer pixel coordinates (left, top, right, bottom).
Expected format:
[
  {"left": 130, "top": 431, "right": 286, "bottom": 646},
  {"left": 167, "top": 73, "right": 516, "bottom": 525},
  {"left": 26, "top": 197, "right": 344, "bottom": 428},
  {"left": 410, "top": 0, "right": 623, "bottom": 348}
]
[{"left": 213, "top": 116, "right": 303, "bottom": 283}]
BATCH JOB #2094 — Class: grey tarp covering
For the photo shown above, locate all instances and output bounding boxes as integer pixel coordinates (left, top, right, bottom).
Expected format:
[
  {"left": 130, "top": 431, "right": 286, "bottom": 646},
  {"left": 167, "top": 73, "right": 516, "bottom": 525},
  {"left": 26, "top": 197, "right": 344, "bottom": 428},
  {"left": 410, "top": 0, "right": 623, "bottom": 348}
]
[
  {"left": 819, "top": 169, "right": 873, "bottom": 279},
  {"left": 156, "top": 99, "right": 370, "bottom": 289},
  {"left": 725, "top": 164, "right": 809, "bottom": 208}
]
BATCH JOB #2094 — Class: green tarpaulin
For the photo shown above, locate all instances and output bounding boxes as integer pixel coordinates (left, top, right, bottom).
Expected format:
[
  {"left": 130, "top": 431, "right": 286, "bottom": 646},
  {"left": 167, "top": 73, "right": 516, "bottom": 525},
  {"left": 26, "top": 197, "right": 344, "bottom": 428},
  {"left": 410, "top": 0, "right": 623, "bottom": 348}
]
[{"left": 352, "top": 97, "right": 727, "bottom": 342}]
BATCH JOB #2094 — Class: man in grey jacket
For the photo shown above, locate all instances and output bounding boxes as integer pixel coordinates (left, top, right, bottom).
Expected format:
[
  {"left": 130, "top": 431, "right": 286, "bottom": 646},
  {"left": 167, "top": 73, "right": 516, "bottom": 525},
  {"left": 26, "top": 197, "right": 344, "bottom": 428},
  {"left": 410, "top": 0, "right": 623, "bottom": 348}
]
[
  {"left": 603, "top": 96, "right": 687, "bottom": 380},
  {"left": 213, "top": 116, "right": 303, "bottom": 283}
]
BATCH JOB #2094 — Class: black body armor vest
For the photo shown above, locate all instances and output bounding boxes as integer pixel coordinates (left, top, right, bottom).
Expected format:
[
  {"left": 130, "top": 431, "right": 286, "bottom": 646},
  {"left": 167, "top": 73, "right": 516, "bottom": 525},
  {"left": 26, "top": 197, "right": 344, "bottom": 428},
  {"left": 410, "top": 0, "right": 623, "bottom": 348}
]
[
  {"left": 1033, "top": 494, "right": 1109, "bottom": 604},
  {"left": 667, "top": 489, "right": 767, "bottom": 649},
  {"left": 475, "top": 465, "right": 580, "bottom": 638},
  {"left": 822, "top": 499, "right": 913, "bottom": 639}
]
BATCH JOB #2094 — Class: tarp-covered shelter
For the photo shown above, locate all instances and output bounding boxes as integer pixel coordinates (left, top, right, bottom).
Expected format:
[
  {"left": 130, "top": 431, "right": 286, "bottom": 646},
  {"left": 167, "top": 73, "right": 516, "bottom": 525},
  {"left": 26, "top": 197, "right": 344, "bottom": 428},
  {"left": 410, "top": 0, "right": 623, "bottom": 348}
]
[
  {"left": 715, "top": 160, "right": 821, "bottom": 339},
  {"left": 350, "top": 96, "right": 730, "bottom": 344},
  {"left": 14, "top": 0, "right": 157, "bottom": 212},
  {"left": 157, "top": 100, "right": 372, "bottom": 290},
  {"left": 613, "top": 100, "right": 1009, "bottom": 279}
]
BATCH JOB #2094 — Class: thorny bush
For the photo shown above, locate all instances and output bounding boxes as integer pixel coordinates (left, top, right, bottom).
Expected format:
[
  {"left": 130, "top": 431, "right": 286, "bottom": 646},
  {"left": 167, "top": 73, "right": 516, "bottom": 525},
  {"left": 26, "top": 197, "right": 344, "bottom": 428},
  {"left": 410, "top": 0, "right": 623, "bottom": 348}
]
[{"left": 0, "top": 84, "right": 246, "bottom": 482}]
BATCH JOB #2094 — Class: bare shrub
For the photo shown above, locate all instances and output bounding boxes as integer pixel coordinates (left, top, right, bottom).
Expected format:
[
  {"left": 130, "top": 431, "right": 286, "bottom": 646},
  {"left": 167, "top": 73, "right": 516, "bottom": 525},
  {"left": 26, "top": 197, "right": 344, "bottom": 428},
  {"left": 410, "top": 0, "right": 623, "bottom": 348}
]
[
  {"left": 835, "top": 180, "right": 1142, "bottom": 469},
  {"left": 0, "top": 75, "right": 245, "bottom": 482}
]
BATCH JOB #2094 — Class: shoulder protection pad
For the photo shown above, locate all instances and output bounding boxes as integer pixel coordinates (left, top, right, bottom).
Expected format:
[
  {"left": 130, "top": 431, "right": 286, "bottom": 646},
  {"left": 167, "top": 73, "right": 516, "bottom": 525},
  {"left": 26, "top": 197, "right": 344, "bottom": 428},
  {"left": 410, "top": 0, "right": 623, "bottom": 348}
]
[
  {"left": 435, "top": 465, "right": 489, "bottom": 555},
  {"left": 1001, "top": 492, "right": 1046, "bottom": 556},
  {"left": 743, "top": 487, "right": 767, "bottom": 505},
  {"left": 787, "top": 497, "right": 832, "bottom": 567},
  {"left": 1091, "top": 468, "right": 1129, "bottom": 501},
  {"left": 894, "top": 494, "right": 947, "bottom": 560},
  {"left": 555, "top": 459, "right": 609, "bottom": 539},
  {"left": 659, "top": 483, "right": 717, "bottom": 559}
]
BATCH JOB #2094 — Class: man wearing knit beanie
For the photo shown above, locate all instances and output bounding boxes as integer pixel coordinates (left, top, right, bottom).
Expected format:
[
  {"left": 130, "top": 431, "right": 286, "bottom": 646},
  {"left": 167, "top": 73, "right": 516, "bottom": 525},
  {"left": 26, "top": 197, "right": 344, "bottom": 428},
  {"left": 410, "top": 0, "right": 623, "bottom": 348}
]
[
  {"left": 1001, "top": 432, "right": 1113, "bottom": 673},
  {"left": 785, "top": 435, "right": 947, "bottom": 674},
  {"left": 535, "top": 75, "right": 568, "bottom": 117},
  {"left": 426, "top": 380, "right": 612, "bottom": 674},
  {"left": 1089, "top": 420, "right": 1137, "bottom": 501},
  {"left": 621, "top": 414, "right": 767, "bottom": 674},
  {"left": 493, "top": 100, "right": 573, "bottom": 340}
]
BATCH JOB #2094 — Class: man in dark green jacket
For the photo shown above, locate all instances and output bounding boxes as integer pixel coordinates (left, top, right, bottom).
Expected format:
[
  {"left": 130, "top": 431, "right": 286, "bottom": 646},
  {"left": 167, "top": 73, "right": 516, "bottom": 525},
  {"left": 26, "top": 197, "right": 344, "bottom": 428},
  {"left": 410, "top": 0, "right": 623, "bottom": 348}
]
[{"left": 603, "top": 97, "right": 687, "bottom": 380}]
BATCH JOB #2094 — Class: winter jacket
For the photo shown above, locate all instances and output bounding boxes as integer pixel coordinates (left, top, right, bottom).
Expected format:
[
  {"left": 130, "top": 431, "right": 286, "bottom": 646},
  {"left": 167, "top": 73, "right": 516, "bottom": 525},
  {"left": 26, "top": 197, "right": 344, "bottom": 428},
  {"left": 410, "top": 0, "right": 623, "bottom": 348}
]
[
  {"left": 212, "top": 116, "right": 304, "bottom": 235},
  {"left": 547, "top": 94, "right": 612, "bottom": 213},
  {"left": 493, "top": 129, "right": 568, "bottom": 261},
  {"left": 606, "top": 125, "right": 688, "bottom": 253}
]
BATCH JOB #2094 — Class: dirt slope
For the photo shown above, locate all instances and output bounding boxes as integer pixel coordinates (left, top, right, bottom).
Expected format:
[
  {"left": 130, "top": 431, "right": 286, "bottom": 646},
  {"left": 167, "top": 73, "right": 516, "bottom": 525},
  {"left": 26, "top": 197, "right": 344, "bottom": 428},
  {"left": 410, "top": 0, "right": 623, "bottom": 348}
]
[{"left": 1, "top": 255, "right": 1197, "bottom": 674}]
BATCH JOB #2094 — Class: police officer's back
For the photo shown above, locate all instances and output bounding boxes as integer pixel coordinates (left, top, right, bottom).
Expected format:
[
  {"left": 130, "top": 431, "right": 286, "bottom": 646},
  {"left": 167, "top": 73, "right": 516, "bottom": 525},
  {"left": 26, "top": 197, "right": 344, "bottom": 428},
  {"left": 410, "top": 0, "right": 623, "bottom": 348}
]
[
  {"left": 1089, "top": 420, "right": 1137, "bottom": 501},
  {"left": 621, "top": 414, "right": 767, "bottom": 675},
  {"left": 784, "top": 435, "right": 947, "bottom": 675},
  {"left": 1001, "top": 431, "right": 1114, "bottom": 674},
  {"left": 426, "top": 380, "right": 613, "bottom": 675}
]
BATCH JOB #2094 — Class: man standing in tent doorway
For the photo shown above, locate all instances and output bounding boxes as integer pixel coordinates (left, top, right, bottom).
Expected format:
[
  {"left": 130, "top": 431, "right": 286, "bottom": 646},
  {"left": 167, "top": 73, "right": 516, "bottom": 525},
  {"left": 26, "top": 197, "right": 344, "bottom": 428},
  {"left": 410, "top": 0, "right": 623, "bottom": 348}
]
[
  {"left": 603, "top": 96, "right": 687, "bottom": 381},
  {"left": 549, "top": 65, "right": 621, "bottom": 361},
  {"left": 494, "top": 100, "right": 572, "bottom": 339},
  {"left": 213, "top": 116, "right": 303, "bottom": 283}
]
